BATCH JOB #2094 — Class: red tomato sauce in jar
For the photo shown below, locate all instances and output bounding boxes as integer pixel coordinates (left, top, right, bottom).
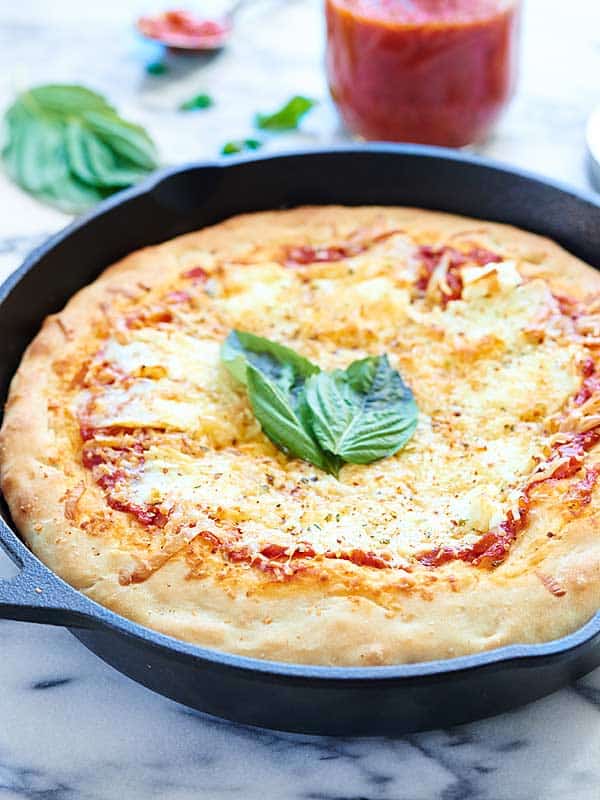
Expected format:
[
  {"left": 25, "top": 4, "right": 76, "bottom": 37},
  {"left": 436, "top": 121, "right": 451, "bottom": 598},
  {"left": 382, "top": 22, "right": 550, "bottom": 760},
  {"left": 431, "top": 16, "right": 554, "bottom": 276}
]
[{"left": 326, "top": 0, "right": 520, "bottom": 147}]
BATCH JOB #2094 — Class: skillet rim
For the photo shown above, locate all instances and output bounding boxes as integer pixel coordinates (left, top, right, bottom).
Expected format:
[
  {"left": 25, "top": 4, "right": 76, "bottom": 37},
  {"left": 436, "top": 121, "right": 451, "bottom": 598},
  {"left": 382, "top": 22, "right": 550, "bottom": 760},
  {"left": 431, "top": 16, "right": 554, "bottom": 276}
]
[{"left": 2, "top": 142, "right": 600, "bottom": 682}]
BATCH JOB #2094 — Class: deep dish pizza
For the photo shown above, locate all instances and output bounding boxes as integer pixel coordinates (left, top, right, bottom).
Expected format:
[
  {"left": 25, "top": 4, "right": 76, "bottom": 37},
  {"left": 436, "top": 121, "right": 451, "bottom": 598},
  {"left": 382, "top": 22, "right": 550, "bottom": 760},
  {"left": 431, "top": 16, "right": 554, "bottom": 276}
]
[{"left": 2, "top": 206, "right": 600, "bottom": 666}]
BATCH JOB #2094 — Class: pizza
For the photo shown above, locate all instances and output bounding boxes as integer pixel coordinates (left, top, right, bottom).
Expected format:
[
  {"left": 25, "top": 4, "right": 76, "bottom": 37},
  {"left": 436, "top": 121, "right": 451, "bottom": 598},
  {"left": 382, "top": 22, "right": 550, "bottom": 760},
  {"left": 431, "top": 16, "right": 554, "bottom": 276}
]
[{"left": 2, "top": 206, "right": 600, "bottom": 666}]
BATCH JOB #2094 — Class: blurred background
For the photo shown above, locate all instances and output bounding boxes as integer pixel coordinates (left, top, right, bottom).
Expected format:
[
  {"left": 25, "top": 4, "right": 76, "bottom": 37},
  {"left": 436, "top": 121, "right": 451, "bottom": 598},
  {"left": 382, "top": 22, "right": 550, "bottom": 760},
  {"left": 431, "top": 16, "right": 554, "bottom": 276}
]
[{"left": 0, "top": 0, "right": 598, "bottom": 243}]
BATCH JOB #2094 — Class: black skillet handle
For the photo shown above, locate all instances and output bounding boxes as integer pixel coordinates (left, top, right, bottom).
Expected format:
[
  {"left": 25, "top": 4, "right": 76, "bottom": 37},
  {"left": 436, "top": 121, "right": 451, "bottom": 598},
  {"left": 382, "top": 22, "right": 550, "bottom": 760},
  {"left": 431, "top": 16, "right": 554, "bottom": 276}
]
[{"left": 0, "top": 549, "right": 100, "bottom": 629}]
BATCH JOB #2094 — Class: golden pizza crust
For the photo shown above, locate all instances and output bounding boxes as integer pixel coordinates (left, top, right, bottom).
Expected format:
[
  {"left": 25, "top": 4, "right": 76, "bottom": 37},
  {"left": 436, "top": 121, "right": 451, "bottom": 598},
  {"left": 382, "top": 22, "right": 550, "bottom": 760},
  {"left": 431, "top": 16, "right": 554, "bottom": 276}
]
[{"left": 2, "top": 206, "right": 600, "bottom": 665}]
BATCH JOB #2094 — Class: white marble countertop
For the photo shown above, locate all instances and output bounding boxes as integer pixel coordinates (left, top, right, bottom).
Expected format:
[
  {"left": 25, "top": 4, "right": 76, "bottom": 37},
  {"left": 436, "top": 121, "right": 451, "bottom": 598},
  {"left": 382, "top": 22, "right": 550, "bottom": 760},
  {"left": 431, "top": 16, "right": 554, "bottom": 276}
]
[{"left": 1, "top": 1, "right": 600, "bottom": 798}]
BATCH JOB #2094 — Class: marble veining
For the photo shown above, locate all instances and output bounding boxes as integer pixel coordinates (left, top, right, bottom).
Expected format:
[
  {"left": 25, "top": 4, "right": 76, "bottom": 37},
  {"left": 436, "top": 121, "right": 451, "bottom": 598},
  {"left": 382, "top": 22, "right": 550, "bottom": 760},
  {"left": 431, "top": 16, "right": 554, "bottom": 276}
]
[{"left": 1, "top": 1, "right": 600, "bottom": 798}]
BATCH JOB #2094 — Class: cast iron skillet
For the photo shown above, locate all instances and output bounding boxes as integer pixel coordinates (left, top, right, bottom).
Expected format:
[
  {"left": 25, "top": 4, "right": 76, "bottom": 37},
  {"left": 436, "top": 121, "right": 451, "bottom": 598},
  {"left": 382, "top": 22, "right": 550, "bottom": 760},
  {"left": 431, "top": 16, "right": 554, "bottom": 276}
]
[{"left": 1, "top": 145, "right": 600, "bottom": 736}]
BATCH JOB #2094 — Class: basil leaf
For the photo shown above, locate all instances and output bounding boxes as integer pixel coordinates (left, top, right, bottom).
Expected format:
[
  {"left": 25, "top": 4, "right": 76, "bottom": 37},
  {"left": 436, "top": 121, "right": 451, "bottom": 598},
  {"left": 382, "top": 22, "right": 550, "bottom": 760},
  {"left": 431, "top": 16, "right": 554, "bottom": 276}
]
[
  {"left": 246, "top": 365, "right": 340, "bottom": 475},
  {"left": 180, "top": 93, "right": 213, "bottom": 111},
  {"left": 2, "top": 84, "right": 159, "bottom": 212},
  {"left": 82, "top": 110, "right": 158, "bottom": 171},
  {"left": 255, "top": 95, "right": 316, "bottom": 131},
  {"left": 221, "top": 138, "right": 262, "bottom": 155},
  {"left": 305, "top": 356, "right": 418, "bottom": 465},
  {"left": 222, "top": 332, "right": 339, "bottom": 474},
  {"left": 5, "top": 106, "right": 66, "bottom": 194},
  {"left": 25, "top": 85, "right": 110, "bottom": 115},
  {"left": 146, "top": 61, "right": 168, "bottom": 75},
  {"left": 221, "top": 330, "right": 318, "bottom": 390},
  {"left": 3, "top": 103, "right": 108, "bottom": 211},
  {"left": 65, "top": 120, "right": 148, "bottom": 188}
]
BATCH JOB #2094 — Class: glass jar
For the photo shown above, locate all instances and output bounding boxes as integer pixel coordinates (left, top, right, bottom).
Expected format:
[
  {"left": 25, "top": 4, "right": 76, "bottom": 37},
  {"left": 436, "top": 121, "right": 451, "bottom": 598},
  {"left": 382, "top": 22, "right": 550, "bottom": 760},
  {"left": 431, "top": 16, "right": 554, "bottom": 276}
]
[{"left": 326, "top": 0, "right": 521, "bottom": 147}]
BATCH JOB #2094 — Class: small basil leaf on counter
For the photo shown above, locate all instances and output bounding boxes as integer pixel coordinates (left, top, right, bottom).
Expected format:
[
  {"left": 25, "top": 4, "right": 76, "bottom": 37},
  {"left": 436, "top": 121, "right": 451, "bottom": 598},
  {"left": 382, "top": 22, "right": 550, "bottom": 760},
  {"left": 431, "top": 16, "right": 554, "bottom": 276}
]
[
  {"left": 305, "top": 355, "right": 418, "bottom": 464},
  {"left": 180, "top": 93, "right": 214, "bottom": 111},
  {"left": 255, "top": 95, "right": 317, "bottom": 131},
  {"left": 221, "top": 330, "right": 319, "bottom": 390},
  {"left": 221, "top": 138, "right": 262, "bottom": 155},
  {"left": 2, "top": 84, "right": 159, "bottom": 212},
  {"left": 246, "top": 365, "right": 340, "bottom": 476},
  {"left": 146, "top": 61, "right": 168, "bottom": 75}
]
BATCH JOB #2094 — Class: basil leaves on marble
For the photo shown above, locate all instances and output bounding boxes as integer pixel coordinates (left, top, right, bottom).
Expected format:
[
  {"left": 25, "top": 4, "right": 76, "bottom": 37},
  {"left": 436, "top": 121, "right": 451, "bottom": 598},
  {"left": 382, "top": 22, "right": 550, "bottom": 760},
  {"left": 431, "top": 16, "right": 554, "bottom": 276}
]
[
  {"left": 2, "top": 86, "right": 320, "bottom": 205},
  {"left": 2, "top": 84, "right": 159, "bottom": 213},
  {"left": 221, "top": 331, "right": 418, "bottom": 476}
]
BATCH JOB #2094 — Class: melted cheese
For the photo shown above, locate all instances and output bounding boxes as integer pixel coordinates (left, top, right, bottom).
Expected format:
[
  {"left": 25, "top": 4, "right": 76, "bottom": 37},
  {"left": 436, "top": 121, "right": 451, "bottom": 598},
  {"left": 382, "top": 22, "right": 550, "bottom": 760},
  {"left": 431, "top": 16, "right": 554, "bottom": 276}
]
[{"left": 77, "top": 238, "right": 586, "bottom": 563}]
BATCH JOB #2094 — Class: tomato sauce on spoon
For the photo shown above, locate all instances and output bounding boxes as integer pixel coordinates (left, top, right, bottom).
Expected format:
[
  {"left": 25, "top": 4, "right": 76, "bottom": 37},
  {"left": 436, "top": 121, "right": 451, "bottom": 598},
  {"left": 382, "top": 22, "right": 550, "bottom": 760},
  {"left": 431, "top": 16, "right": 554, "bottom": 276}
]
[{"left": 137, "top": 8, "right": 233, "bottom": 50}]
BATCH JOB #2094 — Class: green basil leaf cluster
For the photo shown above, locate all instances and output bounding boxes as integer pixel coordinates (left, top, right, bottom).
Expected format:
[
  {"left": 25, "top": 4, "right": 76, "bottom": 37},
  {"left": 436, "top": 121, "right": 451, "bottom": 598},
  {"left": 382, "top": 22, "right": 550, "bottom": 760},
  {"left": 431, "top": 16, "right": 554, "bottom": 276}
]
[
  {"left": 2, "top": 84, "right": 159, "bottom": 213},
  {"left": 221, "top": 331, "right": 418, "bottom": 476}
]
